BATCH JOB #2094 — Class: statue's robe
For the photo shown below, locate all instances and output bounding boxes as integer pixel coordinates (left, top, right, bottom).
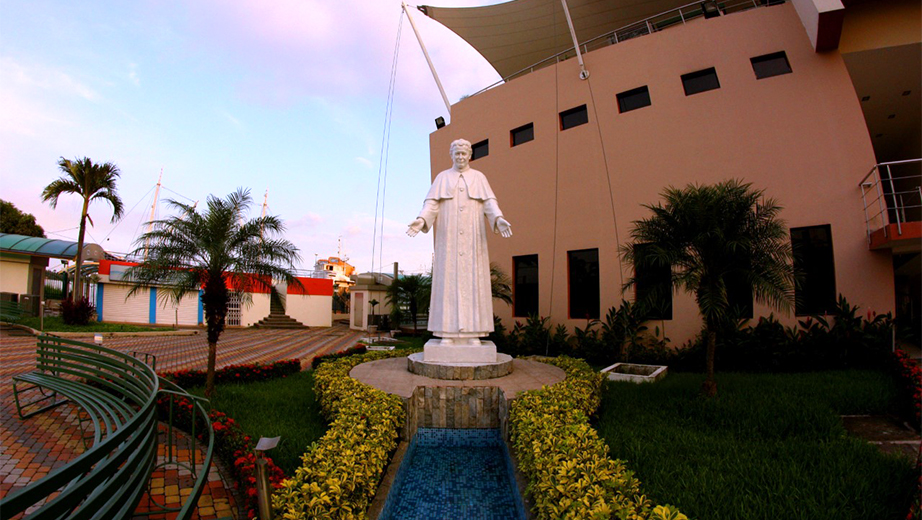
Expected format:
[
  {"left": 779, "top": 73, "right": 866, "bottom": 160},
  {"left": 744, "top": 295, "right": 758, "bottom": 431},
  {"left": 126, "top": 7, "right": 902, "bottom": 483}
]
[{"left": 417, "top": 167, "right": 504, "bottom": 338}]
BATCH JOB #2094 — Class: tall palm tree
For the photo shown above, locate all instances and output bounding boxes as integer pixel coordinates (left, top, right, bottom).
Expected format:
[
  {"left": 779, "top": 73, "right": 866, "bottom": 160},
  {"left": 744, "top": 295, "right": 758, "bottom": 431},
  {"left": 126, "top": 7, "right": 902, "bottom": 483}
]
[
  {"left": 622, "top": 180, "right": 793, "bottom": 397},
  {"left": 42, "top": 157, "right": 124, "bottom": 300},
  {"left": 490, "top": 262, "right": 513, "bottom": 306},
  {"left": 386, "top": 274, "right": 431, "bottom": 336},
  {"left": 126, "top": 189, "right": 301, "bottom": 397}
]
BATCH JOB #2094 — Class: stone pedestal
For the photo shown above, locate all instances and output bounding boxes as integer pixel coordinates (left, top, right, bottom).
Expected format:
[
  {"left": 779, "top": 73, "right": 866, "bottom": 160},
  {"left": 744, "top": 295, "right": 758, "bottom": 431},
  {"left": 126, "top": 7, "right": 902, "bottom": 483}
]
[
  {"left": 408, "top": 345, "right": 514, "bottom": 380},
  {"left": 423, "top": 339, "right": 498, "bottom": 363}
]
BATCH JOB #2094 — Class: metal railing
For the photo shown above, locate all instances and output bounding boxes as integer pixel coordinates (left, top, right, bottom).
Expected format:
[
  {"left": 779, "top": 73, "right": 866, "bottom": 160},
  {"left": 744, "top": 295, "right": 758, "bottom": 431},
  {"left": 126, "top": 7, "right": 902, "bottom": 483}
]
[
  {"left": 470, "top": 0, "right": 784, "bottom": 96},
  {"left": 859, "top": 158, "right": 922, "bottom": 243}
]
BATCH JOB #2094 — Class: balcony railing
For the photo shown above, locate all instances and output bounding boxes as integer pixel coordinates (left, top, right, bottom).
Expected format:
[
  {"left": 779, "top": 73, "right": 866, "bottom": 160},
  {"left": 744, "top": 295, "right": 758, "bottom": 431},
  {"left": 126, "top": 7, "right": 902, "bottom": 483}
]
[
  {"left": 470, "top": 0, "right": 784, "bottom": 97},
  {"left": 859, "top": 159, "right": 922, "bottom": 247}
]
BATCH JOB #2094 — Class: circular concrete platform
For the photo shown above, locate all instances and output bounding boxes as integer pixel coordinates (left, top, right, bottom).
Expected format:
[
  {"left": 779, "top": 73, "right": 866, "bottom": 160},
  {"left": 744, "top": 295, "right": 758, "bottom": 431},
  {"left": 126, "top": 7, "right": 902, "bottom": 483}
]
[
  {"left": 349, "top": 356, "right": 566, "bottom": 399},
  {"left": 406, "top": 352, "right": 514, "bottom": 380}
]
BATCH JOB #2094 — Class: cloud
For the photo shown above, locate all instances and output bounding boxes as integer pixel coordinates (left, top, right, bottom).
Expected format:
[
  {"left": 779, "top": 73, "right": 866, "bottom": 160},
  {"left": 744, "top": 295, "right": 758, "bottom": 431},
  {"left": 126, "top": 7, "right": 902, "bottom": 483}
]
[
  {"left": 354, "top": 156, "right": 373, "bottom": 168},
  {"left": 1, "top": 56, "right": 100, "bottom": 102},
  {"left": 128, "top": 63, "right": 140, "bottom": 86},
  {"left": 175, "top": 0, "right": 501, "bottom": 111},
  {"left": 217, "top": 109, "right": 244, "bottom": 130}
]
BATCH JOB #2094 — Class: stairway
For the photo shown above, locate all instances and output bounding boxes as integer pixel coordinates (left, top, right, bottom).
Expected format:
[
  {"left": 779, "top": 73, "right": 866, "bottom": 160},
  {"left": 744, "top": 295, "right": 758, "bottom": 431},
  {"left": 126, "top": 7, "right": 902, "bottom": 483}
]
[{"left": 255, "top": 288, "right": 307, "bottom": 329}]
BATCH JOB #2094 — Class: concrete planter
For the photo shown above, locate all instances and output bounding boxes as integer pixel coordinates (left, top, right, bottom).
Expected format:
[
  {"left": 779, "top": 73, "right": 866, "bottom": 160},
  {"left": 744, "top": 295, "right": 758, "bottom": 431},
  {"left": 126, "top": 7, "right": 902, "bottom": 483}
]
[{"left": 601, "top": 362, "right": 667, "bottom": 383}]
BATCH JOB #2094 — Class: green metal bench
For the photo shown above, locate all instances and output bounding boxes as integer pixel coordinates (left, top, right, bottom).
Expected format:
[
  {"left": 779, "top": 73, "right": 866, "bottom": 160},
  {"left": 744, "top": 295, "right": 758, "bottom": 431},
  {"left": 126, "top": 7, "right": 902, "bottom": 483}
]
[
  {"left": 0, "top": 300, "right": 24, "bottom": 322},
  {"left": 1, "top": 335, "right": 216, "bottom": 520}
]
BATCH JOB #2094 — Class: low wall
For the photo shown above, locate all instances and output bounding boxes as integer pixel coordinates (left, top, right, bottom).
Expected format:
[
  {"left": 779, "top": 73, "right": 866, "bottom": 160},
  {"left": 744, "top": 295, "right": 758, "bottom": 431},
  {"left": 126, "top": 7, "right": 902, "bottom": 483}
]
[{"left": 403, "top": 386, "right": 509, "bottom": 441}]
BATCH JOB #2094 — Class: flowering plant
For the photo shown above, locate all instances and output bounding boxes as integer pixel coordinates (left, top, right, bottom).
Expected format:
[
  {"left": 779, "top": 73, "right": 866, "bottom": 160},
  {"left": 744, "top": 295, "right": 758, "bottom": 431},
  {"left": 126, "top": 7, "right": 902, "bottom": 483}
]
[{"left": 160, "top": 359, "right": 300, "bottom": 388}]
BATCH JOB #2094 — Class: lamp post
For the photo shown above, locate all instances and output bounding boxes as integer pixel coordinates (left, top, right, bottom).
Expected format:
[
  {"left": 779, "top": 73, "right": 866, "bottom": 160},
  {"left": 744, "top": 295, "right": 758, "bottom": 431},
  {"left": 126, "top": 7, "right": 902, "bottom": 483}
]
[{"left": 255, "top": 436, "right": 280, "bottom": 520}]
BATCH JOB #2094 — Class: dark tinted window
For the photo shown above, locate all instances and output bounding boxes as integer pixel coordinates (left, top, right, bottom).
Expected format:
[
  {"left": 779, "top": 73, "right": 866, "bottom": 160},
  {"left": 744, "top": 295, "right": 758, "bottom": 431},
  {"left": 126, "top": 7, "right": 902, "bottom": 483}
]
[
  {"left": 568, "top": 249, "right": 600, "bottom": 319},
  {"left": 471, "top": 139, "right": 489, "bottom": 160},
  {"left": 513, "top": 255, "right": 539, "bottom": 317},
  {"left": 751, "top": 51, "right": 792, "bottom": 79},
  {"left": 682, "top": 68, "right": 720, "bottom": 96},
  {"left": 511, "top": 123, "right": 534, "bottom": 146},
  {"left": 617, "top": 86, "right": 652, "bottom": 113},
  {"left": 560, "top": 105, "right": 589, "bottom": 130},
  {"left": 791, "top": 225, "right": 836, "bottom": 316},
  {"left": 634, "top": 244, "right": 673, "bottom": 320}
]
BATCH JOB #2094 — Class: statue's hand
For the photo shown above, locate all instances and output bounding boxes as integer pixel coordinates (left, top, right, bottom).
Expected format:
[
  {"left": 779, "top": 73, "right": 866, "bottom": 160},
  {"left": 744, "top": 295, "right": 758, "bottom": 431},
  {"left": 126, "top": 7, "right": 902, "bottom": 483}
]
[
  {"left": 496, "top": 217, "right": 512, "bottom": 238},
  {"left": 407, "top": 218, "right": 425, "bottom": 237}
]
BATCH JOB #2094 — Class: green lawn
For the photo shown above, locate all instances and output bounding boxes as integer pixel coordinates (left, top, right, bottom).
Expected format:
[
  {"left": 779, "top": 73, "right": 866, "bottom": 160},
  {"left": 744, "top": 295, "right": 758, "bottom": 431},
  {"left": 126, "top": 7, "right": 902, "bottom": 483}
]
[
  {"left": 16, "top": 316, "right": 170, "bottom": 333},
  {"left": 190, "top": 371, "right": 327, "bottom": 476},
  {"left": 597, "top": 371, "right": 916, "bottom": 520}
]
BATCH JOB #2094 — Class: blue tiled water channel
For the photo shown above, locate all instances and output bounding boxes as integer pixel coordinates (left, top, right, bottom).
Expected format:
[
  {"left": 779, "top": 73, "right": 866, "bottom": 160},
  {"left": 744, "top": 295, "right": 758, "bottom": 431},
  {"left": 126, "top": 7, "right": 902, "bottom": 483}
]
[{"left": 379, "top": 428, "right": 526, "bottom": 520}]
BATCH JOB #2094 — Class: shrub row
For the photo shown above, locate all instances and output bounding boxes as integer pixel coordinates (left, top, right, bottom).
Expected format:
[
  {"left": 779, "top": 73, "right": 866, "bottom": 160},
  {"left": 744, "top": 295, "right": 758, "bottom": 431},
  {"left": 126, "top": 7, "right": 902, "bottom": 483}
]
[
  {"left": 156, "top": 393, "right": 286, "bottom": 519},
  {"left": 160, "top": 359, "right": 301, "bottom": 388},
  {"left": 889, "top": 349, "right": 922, "bottom": 428},
  {"left": 310, "top": 344, "right": 367, "bottom": 369},
  {"left": 510, "top": 356, "right": 686, "bottom": 520},
  {"left": 272, "top": 350, "right": 414, "bottom": 519}
]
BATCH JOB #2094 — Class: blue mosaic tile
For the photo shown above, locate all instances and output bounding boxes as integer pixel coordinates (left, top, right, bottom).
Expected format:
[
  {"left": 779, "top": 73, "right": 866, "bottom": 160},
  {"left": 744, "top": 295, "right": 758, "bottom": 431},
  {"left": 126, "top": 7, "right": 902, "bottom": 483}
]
[{"left": 380, "top": 428, "right": 525, "bottom": 520}]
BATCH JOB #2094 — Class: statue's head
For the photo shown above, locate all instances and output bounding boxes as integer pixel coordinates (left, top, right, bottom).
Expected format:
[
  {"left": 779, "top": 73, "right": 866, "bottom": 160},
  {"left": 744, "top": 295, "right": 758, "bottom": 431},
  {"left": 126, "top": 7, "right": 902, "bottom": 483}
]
[{"left": 449, "top": 139, "right": 472, "bottom": 170}]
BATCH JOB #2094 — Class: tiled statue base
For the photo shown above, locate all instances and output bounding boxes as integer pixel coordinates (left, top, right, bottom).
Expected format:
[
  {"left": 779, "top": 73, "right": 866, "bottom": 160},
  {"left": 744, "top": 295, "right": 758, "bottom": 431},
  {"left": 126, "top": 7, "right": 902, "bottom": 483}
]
[{"left": 408, "top": 349, "right": 514, "bottom": 381}]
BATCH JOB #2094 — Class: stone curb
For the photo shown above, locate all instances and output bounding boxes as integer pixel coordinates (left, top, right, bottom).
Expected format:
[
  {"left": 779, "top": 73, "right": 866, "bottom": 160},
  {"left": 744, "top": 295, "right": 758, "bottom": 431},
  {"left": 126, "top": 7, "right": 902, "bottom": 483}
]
[{"left": 0, "top": 321, "right": 200, "bottom": 338}]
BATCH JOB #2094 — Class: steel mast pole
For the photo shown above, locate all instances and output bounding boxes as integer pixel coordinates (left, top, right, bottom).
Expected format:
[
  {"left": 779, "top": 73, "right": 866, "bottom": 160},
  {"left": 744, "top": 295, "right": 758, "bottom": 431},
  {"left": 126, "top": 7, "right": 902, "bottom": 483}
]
[
  {"left": 560, "top": 0, "right": 589, "bottom": 79},
  {"left": 403, "top": 2, "right": 452, "bottom": 115}
]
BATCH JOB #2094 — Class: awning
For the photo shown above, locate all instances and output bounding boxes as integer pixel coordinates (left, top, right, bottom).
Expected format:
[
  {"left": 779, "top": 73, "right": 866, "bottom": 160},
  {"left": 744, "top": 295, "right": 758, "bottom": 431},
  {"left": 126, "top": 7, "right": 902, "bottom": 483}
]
[
  {"left": 420, "top": 0, "right": 692, "bottom": 78},
  {"left": 0, "top": 233, "right": 105, "bottom": 261}
]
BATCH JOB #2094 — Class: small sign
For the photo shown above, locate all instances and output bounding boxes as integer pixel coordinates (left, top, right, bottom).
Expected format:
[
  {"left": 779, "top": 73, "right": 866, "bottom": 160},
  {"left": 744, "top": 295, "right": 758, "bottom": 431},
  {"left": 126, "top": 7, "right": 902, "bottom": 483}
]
[{"left": 94, "top": 334, "right": 103, "bottom": 344}]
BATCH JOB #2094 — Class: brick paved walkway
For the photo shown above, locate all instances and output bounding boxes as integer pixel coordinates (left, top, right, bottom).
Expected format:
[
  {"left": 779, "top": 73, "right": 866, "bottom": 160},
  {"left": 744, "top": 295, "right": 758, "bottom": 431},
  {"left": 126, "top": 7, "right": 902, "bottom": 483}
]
[{"left": 0, "top": 324, "right": 363, "bottom": 519}]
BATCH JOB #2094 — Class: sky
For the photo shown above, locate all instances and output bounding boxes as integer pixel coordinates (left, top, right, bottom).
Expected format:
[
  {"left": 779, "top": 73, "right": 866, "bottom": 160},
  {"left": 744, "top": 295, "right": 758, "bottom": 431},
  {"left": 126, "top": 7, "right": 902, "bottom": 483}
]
[{"left": 0, "top": 0, "right": 503, "bottom": 275}]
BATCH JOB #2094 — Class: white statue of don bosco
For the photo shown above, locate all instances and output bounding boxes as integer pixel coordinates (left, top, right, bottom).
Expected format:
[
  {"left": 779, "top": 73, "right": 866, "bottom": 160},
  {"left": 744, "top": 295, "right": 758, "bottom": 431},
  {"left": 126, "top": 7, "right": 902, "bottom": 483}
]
[{"left": 407, "top": 138, "right": 512, "bottom": 346}]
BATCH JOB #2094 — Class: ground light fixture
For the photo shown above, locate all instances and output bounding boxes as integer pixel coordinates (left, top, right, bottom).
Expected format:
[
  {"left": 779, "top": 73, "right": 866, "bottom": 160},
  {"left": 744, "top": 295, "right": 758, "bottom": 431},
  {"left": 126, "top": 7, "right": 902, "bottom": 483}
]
[
  {"left": 255, "top": 436, "right": 281, "bottom": 520},
  {"left": 435, "top": 116, "right": 446, "bottom": 129}
]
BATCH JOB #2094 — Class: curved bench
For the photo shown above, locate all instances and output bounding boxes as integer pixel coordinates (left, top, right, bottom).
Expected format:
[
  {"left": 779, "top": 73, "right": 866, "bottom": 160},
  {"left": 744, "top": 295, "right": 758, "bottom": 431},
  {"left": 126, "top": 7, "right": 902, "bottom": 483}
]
[{"left": 1, "top": 335, "right": 215, "bottom": 520}]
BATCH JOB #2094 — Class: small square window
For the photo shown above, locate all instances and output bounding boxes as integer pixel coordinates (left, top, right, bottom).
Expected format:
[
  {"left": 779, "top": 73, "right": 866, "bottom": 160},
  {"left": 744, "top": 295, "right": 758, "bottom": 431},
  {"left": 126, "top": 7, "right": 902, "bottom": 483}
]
[
  {"left": 511, "top": 123, "right": 534, "bottom": 147},
  {"left": 560, "top": 105, "right": 589, "bottom": 130},
  {"left": 751, "top": 51, "right": 792, "bottom": 79},
  {"left": 471, "top": 139, "right": 489, "bottom": 161},
  {"left": 682, "top": 68, "right": 720, "bottom": 96},
  {"left": 617, "top": 86, "right": 651, "bottom": 113}
]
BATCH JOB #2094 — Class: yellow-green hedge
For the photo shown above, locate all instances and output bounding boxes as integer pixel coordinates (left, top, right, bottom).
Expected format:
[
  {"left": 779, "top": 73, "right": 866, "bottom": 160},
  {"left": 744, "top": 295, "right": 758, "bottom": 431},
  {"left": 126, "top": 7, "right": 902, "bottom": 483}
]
[
  {"left": 272, "top": 350, "right": 415, "bottom": 520},
  {"left": 510, "top": 356, "right": 687, "bottom": 520}
]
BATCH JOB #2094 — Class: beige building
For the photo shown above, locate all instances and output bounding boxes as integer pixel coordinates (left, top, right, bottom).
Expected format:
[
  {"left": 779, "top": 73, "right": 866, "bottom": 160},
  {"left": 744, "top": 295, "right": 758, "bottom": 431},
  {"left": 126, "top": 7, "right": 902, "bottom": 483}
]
[{"left": 423, "top": 0, "right": 921, "bottom": 345}]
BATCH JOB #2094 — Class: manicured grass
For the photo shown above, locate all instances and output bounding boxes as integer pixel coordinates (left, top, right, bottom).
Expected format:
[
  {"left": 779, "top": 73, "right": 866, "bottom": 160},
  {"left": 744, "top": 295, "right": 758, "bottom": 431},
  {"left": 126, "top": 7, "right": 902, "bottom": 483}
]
[
  {"left": 190, "top": 371, "right": 326, "bottom": 476},
  {"left": 17, "top": 316, "right": 169, "bottom": 333},
  {"left": 597, "top": 371, "right": 916, "bottom": 520}
]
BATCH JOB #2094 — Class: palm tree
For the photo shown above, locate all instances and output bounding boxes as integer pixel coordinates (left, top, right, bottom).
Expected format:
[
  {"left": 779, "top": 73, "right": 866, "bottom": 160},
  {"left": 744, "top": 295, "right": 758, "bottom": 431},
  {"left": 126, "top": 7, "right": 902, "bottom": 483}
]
[
  {"left": 490, "top": 262, "right": 513, "bottom": 306},
  {"left": 386, "top": 274, "right": 431, "bottom": 336},
  {"left": 622, "top": 180, "right": 793, "bottom": 397},
  {"left": 42, "top": 157, "right": 124, "bottom": 300},
  {"left": 125, "top": 189, "right": 301, "bottom": 398}
]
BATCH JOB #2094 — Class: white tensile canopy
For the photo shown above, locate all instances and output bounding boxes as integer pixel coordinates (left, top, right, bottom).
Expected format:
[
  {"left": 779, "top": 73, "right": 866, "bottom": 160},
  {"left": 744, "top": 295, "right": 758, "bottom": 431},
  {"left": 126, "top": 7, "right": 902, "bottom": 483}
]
[{"left": 419, "top": 0, "right": 691, "bottom": 78}]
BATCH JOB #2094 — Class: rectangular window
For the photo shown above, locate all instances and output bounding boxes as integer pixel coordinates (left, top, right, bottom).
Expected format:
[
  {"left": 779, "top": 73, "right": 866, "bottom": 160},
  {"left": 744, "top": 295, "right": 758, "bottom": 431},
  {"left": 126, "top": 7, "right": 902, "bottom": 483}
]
[
  {"left": 634, "top": 245, "right": 672, "bottom": 320},
  {"left": 568, "top": 249, "right": 600, "bottom": 319},
  {"left": 617, "top": 86, "right": 651, "bottom": 113},
  {"left": 560, "top": 105, "right": 589, "bottom": 130},
  {"left": 725, "top": 271, "right": 753, "bottom": 319},
  {"left": 510, "top": 123, "right": 534, "bottom": 147},
  {"left": 751, "top": 51, "right": 792, "bottom": 79},
  {"left": 791, "top": 225, "right": 836, "bottom": 316},
  {"left": 513, "top": 255, "right": 539, "bottom": 317},
  {"left": 471, "top": 139, "right": 489, "bottom": 160},
  {"left": 682, "top": 67, "right": 720, "bottom": 96}
]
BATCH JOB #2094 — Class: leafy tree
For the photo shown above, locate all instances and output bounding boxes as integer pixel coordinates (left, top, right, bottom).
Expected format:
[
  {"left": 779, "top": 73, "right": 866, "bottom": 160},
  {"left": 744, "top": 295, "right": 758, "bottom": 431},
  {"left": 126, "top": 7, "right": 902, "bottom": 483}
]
[
  {"left": 42, "top": 157, "right": 124, "bottom": 300},
  {"left": 125, "top": 189, "right": 301, "bottom": 398},
  {"left": 0, "top": 200, "right": 45, "bottom": 237},
  {"left": 386, "top": 274, "right": 431, "bottom": 336},
  {"left": 622, "top": 180, "right": 793, "bottom": 397},
  {"left": 490, "top": 262, "right": 513, "bottom": 306}
]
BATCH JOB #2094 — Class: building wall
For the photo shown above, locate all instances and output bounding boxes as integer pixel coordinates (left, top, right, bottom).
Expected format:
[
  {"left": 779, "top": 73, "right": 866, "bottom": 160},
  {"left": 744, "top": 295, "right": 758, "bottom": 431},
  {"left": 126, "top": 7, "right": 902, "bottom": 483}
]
[
  {"left": 429, "top": 3, "right": 893, "bottom": 346},
  {"left": 241, "top": 293, "right": 271, "bottom": 327},
  {"left": 287, "top": 294, "right": 333, "bottom": 327},
  {"left": 156, "top": 290, "right": 199, "bottom": 326}
]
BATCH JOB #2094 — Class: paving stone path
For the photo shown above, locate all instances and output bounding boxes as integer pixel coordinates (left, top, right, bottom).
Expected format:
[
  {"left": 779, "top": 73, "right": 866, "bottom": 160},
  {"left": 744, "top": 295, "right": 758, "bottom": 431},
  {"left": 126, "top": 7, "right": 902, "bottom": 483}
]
[{"left": 0, "top": 324, "right": 362, "bottom": 519}]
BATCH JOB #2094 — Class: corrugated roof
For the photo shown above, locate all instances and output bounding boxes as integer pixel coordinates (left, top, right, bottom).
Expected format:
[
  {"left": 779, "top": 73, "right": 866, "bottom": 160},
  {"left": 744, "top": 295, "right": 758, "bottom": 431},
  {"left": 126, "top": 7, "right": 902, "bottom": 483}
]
[{"left": 0, "top": 233, "right": 104, "bottom": 260}]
